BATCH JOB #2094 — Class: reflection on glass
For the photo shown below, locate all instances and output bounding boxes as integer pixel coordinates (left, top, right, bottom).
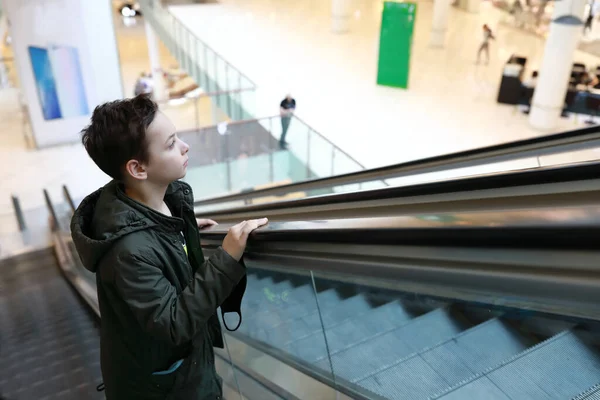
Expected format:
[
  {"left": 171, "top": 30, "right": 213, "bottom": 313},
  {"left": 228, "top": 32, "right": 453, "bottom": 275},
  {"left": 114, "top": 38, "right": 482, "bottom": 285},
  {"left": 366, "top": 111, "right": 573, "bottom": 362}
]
[{"left": 228, "top": 269, "right": 331, "bottom": 371}]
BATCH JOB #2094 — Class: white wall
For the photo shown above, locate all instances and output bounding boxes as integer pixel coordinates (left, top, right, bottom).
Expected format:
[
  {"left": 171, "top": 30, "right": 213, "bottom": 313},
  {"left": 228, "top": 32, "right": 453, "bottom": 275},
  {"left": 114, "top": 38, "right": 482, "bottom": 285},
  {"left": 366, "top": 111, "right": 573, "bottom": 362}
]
[{"left": 3, "top": 0, "right": 123, "bottom": 148}]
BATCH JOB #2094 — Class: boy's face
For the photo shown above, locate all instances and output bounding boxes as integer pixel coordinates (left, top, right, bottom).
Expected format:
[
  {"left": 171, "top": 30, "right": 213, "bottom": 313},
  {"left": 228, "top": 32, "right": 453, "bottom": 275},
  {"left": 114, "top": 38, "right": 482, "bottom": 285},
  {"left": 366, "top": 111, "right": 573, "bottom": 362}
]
[{"left": 143, "top": 112, "right": 190, "bottom": 185}]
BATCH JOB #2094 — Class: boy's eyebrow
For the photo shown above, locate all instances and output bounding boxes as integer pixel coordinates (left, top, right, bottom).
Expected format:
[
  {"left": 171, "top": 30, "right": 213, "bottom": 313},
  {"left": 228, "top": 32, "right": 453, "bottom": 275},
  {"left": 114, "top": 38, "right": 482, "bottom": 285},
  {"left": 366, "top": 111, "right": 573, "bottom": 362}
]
[{"left": 165, "top": 133, "right": 175, "bottom": 144}]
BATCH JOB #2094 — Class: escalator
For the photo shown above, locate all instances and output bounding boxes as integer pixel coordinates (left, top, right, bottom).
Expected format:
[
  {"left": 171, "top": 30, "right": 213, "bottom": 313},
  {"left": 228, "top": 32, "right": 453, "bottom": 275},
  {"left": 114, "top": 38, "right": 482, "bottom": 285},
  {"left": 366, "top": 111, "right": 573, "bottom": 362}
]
[
  {"left": 5, "top": 126, "right": 600, "bottom": 399},
  {"left": 0, "top": 248, "right": 103, "bottom": 400},
  {"left": 47, "top": 160, "right": 600, "bottom": 400},
  {"left": 194, "top": 161, "right": 600, "bottom": 399},
  {"left": 230, "top": 267, "right": 600, "bottom": 399}
]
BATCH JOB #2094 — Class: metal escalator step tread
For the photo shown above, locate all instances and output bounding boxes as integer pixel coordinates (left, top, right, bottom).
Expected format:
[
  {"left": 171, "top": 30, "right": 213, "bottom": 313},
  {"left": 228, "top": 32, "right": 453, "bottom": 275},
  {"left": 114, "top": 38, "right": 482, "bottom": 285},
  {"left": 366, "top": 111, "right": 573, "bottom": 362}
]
[
  {"left": 356, "top": 318, "right": 534, "bottom": 399},
  {"left": 289, "top": 301, "right": 413, "bottom": 364},
  {"left": 430, "top": 377, "right": 512, "bottom": 400},
  {"left": 434, "top": 330, "right": 600, "bottom": 400},
  {"left": 239, "top": 287, "right": 338, "bottom": 339},
  {"left": 243, "top": 284, "right": 316, "bottom": 316},
  {"left": 238, "top": 288, "right": 339, "bottom": 344},
  {"left": 268, "top": 294, "right": 372, "bottom": 349},
  {"left": 359, "top": 355, "right": 453, "bottom": 399},
  {"left": 573, "top": 384, "right": 600, "bottom": 400},
  {"left": 317, "top": 308, "right": 469, "bottom": 383}
]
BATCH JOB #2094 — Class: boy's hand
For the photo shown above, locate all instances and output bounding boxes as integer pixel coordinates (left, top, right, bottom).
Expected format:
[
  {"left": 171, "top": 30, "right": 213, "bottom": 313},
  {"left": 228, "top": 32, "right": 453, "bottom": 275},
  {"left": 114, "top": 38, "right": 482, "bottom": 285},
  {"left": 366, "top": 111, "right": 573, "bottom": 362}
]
[
  {"left": 222, "top": 218, "right": 269, "bottom": 261},
  {"left": 197, "top": 218, "right": 218, "bottom": 231}
]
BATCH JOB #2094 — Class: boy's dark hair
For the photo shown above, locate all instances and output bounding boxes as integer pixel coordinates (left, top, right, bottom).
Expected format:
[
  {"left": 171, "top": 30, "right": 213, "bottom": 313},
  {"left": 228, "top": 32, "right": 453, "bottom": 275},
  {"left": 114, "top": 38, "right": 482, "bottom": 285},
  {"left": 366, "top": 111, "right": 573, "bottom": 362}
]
[{"left": 81, "top": 94, "right": 158, "bottom": 180}]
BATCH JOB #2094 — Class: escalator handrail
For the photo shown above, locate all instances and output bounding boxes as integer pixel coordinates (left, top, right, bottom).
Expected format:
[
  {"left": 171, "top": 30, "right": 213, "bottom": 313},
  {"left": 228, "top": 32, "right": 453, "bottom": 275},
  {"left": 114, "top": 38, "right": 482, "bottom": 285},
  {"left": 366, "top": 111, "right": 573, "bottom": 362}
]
[
  {"left": 194, "top": 125, "right": 600, "bottom": 207},
  {"left": 199, "top": 205, "right": 600, "bottom": 250},
  {"left": 197, "top": 159, "right": 600, "bottom": 218}
]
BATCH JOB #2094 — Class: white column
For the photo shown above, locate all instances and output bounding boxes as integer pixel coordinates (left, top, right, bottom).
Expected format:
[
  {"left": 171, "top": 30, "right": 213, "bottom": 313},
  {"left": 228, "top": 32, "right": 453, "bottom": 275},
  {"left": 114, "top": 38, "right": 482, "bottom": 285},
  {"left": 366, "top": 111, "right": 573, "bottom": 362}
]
[
  {"left": 529, "top": 0, "right": 587, "bottom": 130},
  {"left": 145, "top": 20, "right": 167, "bottom": 102},
  {"left": 430, "top": 0, "right": 452, "bottom": 47},
  {"left": 331, "top": 0, "right": 352, "bottom": 33},
  {"left": 3, "top": 0, "right": 122, "bottom": 148}
]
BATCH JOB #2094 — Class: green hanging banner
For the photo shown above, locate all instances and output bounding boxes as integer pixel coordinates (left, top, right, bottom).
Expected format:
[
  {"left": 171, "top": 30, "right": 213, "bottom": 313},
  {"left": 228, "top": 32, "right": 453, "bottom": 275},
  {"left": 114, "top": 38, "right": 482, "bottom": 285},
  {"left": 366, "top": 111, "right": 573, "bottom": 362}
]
[{"left": 377, "top": 1, "right": 417, "bottom": 89}]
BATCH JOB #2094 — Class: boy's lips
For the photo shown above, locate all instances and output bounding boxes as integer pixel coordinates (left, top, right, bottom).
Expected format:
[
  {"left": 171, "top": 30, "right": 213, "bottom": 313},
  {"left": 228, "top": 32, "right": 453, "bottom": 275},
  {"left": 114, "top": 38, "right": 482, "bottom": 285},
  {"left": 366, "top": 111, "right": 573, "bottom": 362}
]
[{"left": 184, "top": 159, "right": 188, "bottom": 167}]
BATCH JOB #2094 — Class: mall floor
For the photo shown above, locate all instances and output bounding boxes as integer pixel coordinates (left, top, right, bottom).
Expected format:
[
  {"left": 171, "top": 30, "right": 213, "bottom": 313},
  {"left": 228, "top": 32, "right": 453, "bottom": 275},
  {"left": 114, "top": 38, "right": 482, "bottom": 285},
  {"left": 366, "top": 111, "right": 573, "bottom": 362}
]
[
  {"left": 170, "top": 0, "right": 600, "bottom": 170},
  {"left": 1, "top": 0, "right": 600, "bottom": 249}
]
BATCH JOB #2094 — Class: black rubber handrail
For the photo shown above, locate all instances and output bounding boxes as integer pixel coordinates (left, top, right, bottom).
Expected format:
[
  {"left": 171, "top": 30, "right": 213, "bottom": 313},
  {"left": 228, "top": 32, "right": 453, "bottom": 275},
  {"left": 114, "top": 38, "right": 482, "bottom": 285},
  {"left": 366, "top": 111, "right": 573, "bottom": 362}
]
[
  {"left": 199, "top": 205, "right": 600, "bottom": 250},
  {"left": 197, "top": 160, "right": 600, "bottom": 218},
  {"left": 194, "top": 125, "right": 600, "bottom": 207}
]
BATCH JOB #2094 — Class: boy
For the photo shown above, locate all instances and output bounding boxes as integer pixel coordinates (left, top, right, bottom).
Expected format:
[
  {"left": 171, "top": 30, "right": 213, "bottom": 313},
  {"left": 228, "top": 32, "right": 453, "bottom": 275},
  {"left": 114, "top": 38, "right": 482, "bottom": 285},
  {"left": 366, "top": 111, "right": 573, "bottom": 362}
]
[{"left": 71, "top": 94, "right": 267, "bottom": 400}]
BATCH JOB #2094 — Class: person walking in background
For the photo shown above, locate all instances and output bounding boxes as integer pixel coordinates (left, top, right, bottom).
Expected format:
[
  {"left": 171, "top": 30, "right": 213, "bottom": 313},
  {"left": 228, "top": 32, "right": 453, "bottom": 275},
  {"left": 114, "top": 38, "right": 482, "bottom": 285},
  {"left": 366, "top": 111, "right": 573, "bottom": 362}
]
[
  {"left": 584, "top": 1, "right": 598, "bottom": 35},
  {"left": 279, "top": 94, "right": 296, "bottom": 149},
  {"left": 476, "top": 24, "right": 495, "bottom": 65}
]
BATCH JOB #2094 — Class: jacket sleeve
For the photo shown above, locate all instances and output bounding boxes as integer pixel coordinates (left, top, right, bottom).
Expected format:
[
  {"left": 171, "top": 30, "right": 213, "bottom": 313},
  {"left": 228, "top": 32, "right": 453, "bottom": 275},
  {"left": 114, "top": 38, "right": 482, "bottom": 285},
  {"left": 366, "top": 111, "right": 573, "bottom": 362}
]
[{"left": 110, "top": 246, "right": 245, "bottom": 346}]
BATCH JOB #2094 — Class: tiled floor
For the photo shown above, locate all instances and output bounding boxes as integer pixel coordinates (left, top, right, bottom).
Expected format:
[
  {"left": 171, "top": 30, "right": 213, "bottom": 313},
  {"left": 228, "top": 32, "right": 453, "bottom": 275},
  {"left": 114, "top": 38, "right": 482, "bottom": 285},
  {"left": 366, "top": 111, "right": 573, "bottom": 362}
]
[
  {"left": 2, "top": 0, "right": 600, "bottom": 239},
  {"left": 169, "top": 0, "right": 600, "bottom": 171}
]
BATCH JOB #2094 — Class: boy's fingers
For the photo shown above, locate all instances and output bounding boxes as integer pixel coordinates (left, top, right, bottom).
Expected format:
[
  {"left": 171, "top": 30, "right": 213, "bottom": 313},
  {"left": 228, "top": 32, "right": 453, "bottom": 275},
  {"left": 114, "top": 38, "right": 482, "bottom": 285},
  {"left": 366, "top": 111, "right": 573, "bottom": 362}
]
[{"left": 243, "top": 219, "right": 268, "bottom": 235}]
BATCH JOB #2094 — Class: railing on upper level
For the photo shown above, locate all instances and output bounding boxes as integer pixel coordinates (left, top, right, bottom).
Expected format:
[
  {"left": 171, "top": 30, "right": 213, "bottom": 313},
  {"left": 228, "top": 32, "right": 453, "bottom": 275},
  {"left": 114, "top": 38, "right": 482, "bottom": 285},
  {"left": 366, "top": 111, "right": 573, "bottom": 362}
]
[
  {"left": 174, "top": 113, "right": 374, "bottom": 202},
  {"left": 139, "top": 0, "right": 257, "bottom": 121},
  {"left": 193, "top": 124, "right": 600, "bottom": 210}
]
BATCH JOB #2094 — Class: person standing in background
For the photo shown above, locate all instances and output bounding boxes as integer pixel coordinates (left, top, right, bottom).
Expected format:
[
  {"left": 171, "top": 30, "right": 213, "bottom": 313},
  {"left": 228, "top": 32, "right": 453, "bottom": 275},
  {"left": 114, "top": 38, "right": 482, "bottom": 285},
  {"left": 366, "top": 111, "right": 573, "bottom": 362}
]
[
  {"left": 279, "top": 94, "right": 296, "bottom": 149},
  {"left": 585, "top": 1, "right": 599, "bottom": 35},
  {"left": 476, "top": 24, "right": 495, "bottom": 65}
]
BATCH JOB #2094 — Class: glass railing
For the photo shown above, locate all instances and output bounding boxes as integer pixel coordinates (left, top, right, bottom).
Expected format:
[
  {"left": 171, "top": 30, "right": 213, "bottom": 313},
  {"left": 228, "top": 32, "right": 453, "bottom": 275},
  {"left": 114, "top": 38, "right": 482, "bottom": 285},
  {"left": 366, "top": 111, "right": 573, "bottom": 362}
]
[
  {"left": 225, "top": 261, "right": 600, "bottom": 400},
  {"left": 139, "top": 0, "right": 256, "bottom": 121},
  {"left": 179, "top": 114, "right": 370, "bottom": 204},
  {"left": 194, "top": 128, "right": 600, "bottom": 212}
]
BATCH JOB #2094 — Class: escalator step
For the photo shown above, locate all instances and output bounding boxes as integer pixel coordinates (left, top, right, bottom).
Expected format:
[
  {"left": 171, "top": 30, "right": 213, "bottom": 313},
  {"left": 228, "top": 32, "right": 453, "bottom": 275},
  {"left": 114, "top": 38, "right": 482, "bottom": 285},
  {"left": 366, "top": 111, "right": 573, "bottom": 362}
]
[
  {"left": 289, "top": 301, "right": 414, "bottom": 364},
  {"left": 314, "top": 307, "right": 470, "bottom": 383},
  {"left": 260, "top": 292, "right": 372, "bottom": 349},
  {"left": 357, "top": 318, "right": 535, "bottom": 399},
  {"left": 433, "top": 330, "right": 600, "bottom": 400},
  {"left": 573, "top": 384, "right": 600, "bottom": 400},
  {"left": 242, "top": 283, "right": 316, "bottom": 323},
  {"left": 239, "top": 288, "right": 339, "bottom": 345}
]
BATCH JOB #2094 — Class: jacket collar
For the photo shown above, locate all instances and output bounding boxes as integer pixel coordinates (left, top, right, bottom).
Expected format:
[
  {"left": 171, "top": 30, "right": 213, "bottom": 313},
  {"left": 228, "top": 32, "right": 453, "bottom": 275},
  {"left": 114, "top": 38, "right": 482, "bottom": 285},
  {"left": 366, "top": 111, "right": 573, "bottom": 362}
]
[{"left": 114, "top": 180, "right": 194, "bottom": 233}]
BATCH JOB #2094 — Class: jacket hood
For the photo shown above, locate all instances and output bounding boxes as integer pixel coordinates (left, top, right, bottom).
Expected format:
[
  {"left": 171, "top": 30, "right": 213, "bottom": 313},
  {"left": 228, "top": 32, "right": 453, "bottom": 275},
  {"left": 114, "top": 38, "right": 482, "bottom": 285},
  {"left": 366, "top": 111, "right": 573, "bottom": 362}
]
[{"left": 70, "top": 180, "right": 188, "bottom": 273}]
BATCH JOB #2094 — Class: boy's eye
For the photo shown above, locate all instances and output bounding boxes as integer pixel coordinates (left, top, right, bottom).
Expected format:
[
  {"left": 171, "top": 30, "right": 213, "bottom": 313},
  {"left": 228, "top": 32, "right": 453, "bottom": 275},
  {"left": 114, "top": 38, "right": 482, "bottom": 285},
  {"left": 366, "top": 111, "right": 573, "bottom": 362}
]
[{"left": 168, "top": 140, "right": 175, "bottom": 149}]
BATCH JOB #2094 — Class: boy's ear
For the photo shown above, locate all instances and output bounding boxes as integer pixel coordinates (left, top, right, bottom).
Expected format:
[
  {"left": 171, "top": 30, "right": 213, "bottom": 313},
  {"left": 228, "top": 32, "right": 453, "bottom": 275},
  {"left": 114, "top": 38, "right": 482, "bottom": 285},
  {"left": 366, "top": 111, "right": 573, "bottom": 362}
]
[{"left": 124, "top": 159, "right": 147, "bottom": 181}]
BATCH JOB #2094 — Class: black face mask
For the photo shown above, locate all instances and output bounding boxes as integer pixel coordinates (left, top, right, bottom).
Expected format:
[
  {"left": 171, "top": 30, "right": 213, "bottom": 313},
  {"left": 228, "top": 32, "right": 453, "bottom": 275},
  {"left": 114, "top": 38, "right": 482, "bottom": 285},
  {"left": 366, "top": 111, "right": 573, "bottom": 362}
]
[{"left": 220, "top": 264, "right": 247, "bottom": 332}]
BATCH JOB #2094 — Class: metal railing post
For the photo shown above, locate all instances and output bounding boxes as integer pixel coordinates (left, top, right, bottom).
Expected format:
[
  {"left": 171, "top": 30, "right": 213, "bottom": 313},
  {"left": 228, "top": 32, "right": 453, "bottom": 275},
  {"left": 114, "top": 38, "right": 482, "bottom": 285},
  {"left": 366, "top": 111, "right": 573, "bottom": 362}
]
[
  {"left": 269, "top": 117, "right": 275, "bottom": 184},
  {"left": 225, "top": 130, "right": 232, "bottom": 192},
  {"left": 331, "top": 147, "right": 336, "bottom": 177},
  {"left": 11, "top": 195, "right": 26, "bottom": 232},
  {"left": 43, "top": 189, "right": 60, "bottom": 232},
  {"left": 306, "top": 127, "right": 311, "bottom": 179},
  {"left": 63, "top": 185, "right": 76, "bottom": 212}
]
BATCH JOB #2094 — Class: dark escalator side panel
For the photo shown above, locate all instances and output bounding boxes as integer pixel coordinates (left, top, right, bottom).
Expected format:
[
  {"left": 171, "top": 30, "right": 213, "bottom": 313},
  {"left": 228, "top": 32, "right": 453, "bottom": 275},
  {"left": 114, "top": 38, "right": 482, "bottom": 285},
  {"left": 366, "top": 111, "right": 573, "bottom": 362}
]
[
  {"left": 232, "top": 267, "right": 600, "bottom": 400},
  {"left": 0, "top": 249, "right": 103, "bottom": 400}
]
